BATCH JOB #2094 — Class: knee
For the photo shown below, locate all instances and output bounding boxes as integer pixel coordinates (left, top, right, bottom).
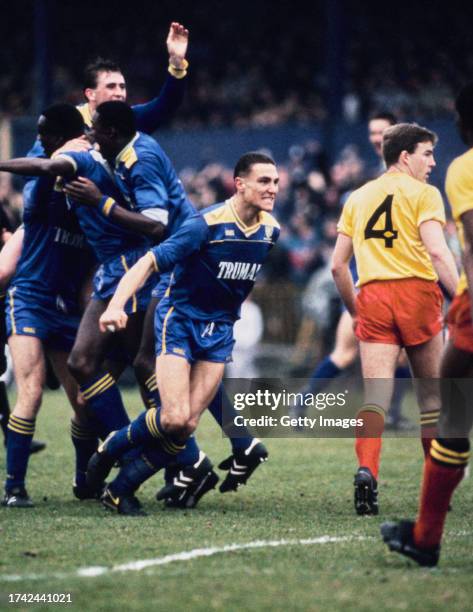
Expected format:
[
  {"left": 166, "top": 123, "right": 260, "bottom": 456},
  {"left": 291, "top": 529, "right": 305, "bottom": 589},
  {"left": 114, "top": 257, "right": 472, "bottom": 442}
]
[
  {"left": 133, "top": 352, "right": 154, "bottom": 386},
  {"left": 160, "top": 410, "right": 194, "bottom": 441},
  {"left": 67, "top": 350, "right": 97, "bottom": 381}
]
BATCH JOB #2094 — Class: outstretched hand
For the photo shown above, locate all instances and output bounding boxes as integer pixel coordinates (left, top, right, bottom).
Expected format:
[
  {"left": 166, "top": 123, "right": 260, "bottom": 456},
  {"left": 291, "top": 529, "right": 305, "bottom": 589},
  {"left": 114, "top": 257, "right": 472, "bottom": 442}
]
[
  {"left": 167, "top": 22, "right": 189, "bottom": 68},
  {"left": 63, "top": 177, "right": 103, "bottom": 206}
]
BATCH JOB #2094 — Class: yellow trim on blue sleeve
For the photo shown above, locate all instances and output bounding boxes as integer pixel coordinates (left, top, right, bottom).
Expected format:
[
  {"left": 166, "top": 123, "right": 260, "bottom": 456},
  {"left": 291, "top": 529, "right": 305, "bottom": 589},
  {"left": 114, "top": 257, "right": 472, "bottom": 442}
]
[
  {"left": 168, "top": 59, "right": 189, "bottom": 79},
  {"left": 102, "top": 197, "right": 116, "bottom": 217}
]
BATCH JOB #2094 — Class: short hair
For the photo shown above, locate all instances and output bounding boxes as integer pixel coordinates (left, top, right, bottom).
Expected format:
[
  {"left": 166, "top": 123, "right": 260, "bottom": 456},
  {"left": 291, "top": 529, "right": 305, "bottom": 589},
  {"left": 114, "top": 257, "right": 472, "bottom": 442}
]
[
  {"left": 234, "top": 152, "right": 276, "bottom": 179},
  {"left": 382, "top": 123, "right": 437, "bottom": 167},
  {"left": 369, "top": 111, "right": 397, "bottom": 126},
  {"left": 41, "top": 103, "right": 85, "bottom": 140},
  {"left": 455, "top": 83, "right": 473, "bottom": 131},
  {"left": 83, "top": 57, "right": 122, "bottom": 90},
  {"left": 95, "top": 101, "right": 136, "bottom": 139}
]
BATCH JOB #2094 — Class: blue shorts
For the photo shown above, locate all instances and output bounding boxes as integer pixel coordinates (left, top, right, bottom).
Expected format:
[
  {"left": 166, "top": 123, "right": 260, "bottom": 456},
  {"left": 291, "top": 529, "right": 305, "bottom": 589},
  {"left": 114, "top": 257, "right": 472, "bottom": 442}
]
[
  {"left": 151, "top": 272, "right": 172, "bottom": 302},
  {"left": 154, "top": 298, "right": 234, "bottom": 364},
  {"left": 92, "top": 248, "right": 158, "bottom": 314},
  {"left": 6, "top": 287, "right": 80, "bottom": 352}
]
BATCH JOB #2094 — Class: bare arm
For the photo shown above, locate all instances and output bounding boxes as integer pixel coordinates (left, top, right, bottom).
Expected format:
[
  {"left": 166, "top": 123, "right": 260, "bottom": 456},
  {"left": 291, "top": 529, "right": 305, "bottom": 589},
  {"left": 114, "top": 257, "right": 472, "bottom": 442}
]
[
  {"left": 98, "top": 252, "right": 156, "bottom": 332},
  {"left": 63, "top": 177, "right": 166, "bottom": 242},
  {"left": 419, "top": 219, "right": 459, "bottom": 298},
  {"left": 0, "top": 226, "right": 24, "bottom": 290},
  {"left": 331, "top": 233, "right": 356, "bottom": 316},
  {"left": 0, "top": 157, "right": 74, "bottom": 177}
]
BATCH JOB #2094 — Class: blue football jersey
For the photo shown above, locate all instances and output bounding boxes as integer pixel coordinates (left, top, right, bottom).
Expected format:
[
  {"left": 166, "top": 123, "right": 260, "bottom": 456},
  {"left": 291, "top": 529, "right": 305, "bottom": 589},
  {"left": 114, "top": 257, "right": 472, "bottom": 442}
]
[
  {"left": 12, "top": 176, "right": 94, "bottom": 309},
  {"left": 58, "top": 150, "right": 150, "bottom": 263},
  {"left": 113, "top": 132, "right": 195, "bottom": 238},
  {"left": 149, "top": 199, "right": 280, "bottom": 322}
]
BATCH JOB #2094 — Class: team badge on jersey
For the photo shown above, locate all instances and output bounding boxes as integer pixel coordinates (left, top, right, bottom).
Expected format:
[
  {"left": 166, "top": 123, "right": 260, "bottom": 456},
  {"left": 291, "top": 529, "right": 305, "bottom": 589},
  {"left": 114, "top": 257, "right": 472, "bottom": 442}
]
[{"left": 264, "top": 225, "right": 274, "bottom": 241}]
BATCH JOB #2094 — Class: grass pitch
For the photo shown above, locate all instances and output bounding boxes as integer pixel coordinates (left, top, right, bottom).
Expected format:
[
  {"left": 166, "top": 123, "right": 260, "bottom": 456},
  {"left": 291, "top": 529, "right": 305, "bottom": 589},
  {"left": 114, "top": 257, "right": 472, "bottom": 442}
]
[{"left": 0, "top": 389, "right": 472, "bottom": 611}]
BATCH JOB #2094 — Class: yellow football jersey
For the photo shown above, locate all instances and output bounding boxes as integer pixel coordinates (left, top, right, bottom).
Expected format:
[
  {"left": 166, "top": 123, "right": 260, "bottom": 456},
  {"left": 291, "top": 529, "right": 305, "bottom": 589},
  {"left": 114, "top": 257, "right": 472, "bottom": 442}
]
[
  {"left": 445, "top": 148, "right": 473, "bottom": 295},
  {"left": 338, "top": 172, "right": 445, "bottom": 286}
]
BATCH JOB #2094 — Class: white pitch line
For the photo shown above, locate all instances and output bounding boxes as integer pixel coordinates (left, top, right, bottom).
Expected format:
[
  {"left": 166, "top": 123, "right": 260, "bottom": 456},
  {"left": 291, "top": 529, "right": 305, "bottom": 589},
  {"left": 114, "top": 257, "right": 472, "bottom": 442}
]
[{"left": 0, "top": 535, "right": 367, "bottom": 583}]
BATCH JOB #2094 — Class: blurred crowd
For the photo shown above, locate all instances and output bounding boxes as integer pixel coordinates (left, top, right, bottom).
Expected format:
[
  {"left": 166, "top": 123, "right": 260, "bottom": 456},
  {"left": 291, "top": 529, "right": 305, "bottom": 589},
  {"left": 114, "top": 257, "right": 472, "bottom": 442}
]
[{"left": 0, "top": 1, "right": 472, "bottom": 127}]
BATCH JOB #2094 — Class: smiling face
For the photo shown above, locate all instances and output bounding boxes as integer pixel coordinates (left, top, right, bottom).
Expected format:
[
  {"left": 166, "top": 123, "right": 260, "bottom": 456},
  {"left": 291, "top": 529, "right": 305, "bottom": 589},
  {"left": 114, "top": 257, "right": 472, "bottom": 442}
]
[
  {"left": 235, "top": 163, "right": 279, "bottom": 212},
  {"left": 405, "top": 140, "right": 436, "bottom": 182},
  {"left": 85, "top": 71, "right": 127, "bottom": 110}
]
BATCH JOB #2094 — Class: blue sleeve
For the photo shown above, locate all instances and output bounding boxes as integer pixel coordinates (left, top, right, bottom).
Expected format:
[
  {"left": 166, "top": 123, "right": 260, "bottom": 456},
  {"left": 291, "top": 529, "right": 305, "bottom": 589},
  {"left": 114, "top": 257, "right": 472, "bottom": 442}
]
[
  {"left": 132, "top": 74, "right": 185, "bottom": 134},
  {"left": 58, "top": 151, "right": 93, "bottom": 176},
  {"left": 26, "top": 139, "right": 45, "bottom": 158},
  {"left": 151, "top": 214, "right": 208, "bottom": 272},
  {"left": 22, "top": 176, "right": 55, "bottom": 221},
  {"left": 130, "top": 156, "right": 169, "bottom": 213}
]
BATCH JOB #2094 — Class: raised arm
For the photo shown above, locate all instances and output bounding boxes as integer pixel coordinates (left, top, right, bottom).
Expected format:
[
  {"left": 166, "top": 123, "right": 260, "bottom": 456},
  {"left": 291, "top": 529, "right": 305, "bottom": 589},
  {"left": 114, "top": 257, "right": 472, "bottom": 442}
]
[
  {"left": 419, "top": 219, "right": 459, "bottom": 298},
  {"left": 132, "top": 22, "right": 189, "bottom": 133}
]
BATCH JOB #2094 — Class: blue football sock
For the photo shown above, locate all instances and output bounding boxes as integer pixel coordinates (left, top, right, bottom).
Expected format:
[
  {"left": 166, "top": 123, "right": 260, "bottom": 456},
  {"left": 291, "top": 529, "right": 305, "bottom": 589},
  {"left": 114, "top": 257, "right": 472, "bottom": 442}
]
[
  {"left": 306, "top": 356, "right": 342, "bottom": 394},
  {"left": 70, "top": 420, "right": 98, "bottom": 488},
  {"left": 5, "top": 415, "right": 35, "bottom": 491},
  {"left": 109, "top": 452, "right": 159, "bottom": 496},
  {"left": 106, "top": 408, "right": 184, "bottom": 459},
  {"left": 143, "top": 372, "right": 161, "bottom": 410},
  {"left": 175, "top": 435, "right": 200, "bottom": 466},
  {"left": 208, "top": 384, "right": 253, "bottom": 451},
  {"left": 80, "top": 372, "right": 130, "bottom": 438},
  {"left": 110, "top": 439, "right": 184, "bottom": 497}
]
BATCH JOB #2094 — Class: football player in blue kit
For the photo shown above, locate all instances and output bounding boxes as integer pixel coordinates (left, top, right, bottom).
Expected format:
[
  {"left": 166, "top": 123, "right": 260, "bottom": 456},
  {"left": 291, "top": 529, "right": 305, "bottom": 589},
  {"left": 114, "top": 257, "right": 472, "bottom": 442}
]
[
  {"left": 0, "top": 104, "right": 176, "bottom": 439},
  {"left": 0, "top": 22, "right": 190, "bottom": 462},
  {"left": 65, "top": 104, "right": 272, "bottom": 508},
  {"left": 27, "top": 22, "right": 190, "bottom": 159},
  {"left": 0, "top": 103, "right": 217, "bottom": 511},
  {"left": 0, "top": 105, "right": 97, "bottom": 507},
  {"left": 86, "top": 152, "right": 280, "bottom": 515},
  {"left": 2, "top": 102, "right": 271, "bottom": 509}
]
